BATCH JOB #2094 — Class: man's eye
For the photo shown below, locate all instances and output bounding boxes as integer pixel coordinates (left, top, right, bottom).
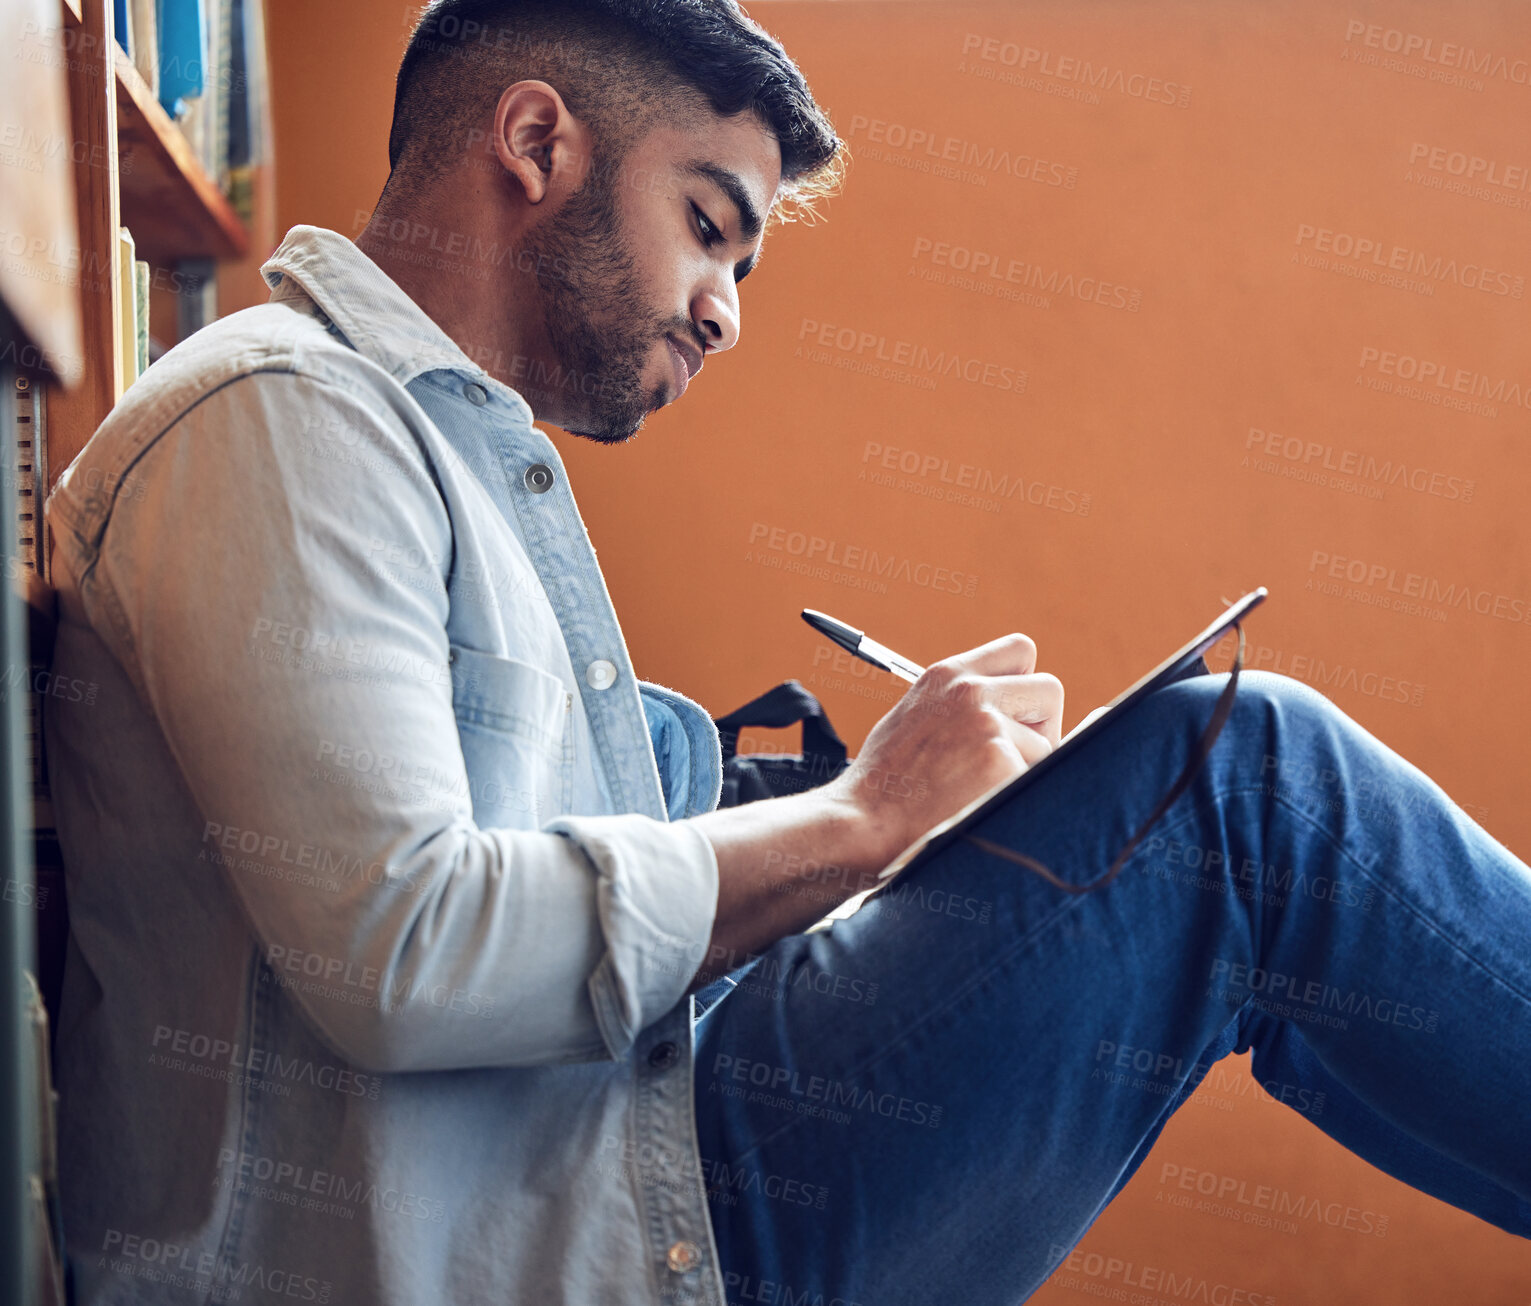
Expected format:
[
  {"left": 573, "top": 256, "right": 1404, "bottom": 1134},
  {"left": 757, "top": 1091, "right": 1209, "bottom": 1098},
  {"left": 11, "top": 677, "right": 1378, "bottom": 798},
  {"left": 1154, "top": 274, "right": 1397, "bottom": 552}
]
[{"left": 692, "top": 204, "right": 722, "bottom": 247}]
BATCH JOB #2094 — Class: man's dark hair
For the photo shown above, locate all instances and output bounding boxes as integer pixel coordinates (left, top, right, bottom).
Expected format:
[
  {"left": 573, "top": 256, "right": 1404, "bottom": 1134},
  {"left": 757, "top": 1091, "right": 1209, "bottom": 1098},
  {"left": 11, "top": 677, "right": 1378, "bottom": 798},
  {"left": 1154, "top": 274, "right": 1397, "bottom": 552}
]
[{"left": 387, "top": 0, "right": 843, "bottom": 225}]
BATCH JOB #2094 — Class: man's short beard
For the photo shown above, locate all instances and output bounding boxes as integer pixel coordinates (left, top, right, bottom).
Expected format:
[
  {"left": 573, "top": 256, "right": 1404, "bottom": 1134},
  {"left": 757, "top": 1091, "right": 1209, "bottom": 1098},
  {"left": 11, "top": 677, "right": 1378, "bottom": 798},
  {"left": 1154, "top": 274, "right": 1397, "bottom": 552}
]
[{"left": 518, "top": 151, "right": 670, "bottom": 443}]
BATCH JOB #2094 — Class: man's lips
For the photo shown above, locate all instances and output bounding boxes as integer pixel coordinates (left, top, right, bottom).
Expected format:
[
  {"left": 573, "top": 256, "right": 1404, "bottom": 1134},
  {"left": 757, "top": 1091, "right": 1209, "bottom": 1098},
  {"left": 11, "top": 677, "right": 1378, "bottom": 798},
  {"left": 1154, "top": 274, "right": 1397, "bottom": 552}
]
[{"left": 665, "top": 336, "right": 702, "bottom": 400}]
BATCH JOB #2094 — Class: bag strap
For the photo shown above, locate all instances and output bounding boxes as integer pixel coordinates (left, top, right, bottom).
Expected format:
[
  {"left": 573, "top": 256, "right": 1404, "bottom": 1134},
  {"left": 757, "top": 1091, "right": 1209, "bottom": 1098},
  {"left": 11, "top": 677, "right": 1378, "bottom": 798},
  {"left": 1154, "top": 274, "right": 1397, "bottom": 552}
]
[{"left": 714, "top": 679, "right": 848, "bottom": 766}]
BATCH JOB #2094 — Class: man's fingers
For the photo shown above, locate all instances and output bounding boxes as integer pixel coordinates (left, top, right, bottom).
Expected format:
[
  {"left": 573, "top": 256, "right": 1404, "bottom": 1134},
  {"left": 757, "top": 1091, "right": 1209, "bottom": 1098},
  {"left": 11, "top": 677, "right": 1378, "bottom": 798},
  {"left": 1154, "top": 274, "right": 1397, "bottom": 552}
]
[
  {"left": 1002, "top": 715, "right": 1057, "bottom": 769},
  {"left": 940, "top": 631, "right": 1037, "bottom": 678},
  {"left": 984, "top": 672, "right": 1065, "bottom": 749},
  {"left": 911, "top": 662, "right": 1064, "bottom": 748}
]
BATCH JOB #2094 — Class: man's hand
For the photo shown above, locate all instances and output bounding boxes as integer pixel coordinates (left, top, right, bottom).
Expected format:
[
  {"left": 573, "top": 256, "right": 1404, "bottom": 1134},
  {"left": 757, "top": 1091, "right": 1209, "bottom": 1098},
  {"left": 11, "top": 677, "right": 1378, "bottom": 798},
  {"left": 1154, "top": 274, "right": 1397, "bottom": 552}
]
[
  {"left": 689, "top": 633, "right": 1063, "bottom": 989},
  {"left": 825, "top": 632, "right": 1064, "bottom": 872}
]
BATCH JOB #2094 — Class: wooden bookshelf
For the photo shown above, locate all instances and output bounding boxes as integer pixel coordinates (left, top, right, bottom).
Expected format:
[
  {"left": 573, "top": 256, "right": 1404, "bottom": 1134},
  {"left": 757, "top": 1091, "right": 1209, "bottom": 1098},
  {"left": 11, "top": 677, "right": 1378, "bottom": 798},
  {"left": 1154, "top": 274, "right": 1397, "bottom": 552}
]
[
  {"left": 1, "top": 4, "right": 84, "bottom": 388},
  {"left": 41, "top": 0, "right": 263, "bottom": 494},
  {"left": 46, "top": 0, "right": 124, "bottom": 492},
  {"left": 0, "top": 4, "right": 83, "bottom": 1300},
  {"left": 114, "top": 45, "right": 249, "bottom": 263},
  {"left": 2, "top": 4, "right": 272, "bottom": 1294}
]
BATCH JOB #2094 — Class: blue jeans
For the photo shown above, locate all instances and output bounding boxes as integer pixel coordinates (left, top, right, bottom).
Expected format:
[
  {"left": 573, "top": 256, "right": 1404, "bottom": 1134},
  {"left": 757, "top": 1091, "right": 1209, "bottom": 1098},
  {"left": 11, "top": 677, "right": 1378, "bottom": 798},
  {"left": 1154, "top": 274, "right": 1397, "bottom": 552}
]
[{"left": 692, "top": 671, "right": 1531, "bottom": 1305}]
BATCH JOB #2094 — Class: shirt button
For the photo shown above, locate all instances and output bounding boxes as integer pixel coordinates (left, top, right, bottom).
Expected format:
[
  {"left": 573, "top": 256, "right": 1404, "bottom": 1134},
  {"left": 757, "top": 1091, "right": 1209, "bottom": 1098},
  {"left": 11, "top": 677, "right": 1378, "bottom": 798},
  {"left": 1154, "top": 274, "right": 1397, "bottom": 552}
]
[
  {"left": 585, "top": 659, "right": 617, "bottom": 690},
  {"left": 666, "top": 1240, "right": 702, "bottom": 1274},
  {"left": 524, "top": 463, "right": 554, "bottom": 493},
  {"left": 648, "top": 1041, "right": 679, "bottom": 1069},
  {"left": 463, "top": 382, "right": 488, "bottom": 406}
]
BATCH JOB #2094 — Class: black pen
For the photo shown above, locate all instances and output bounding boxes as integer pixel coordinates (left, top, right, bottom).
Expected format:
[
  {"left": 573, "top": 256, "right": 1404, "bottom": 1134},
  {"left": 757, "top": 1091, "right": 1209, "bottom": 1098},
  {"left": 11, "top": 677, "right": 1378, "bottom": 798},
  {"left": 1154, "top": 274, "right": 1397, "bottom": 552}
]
[{"left": 801, "top": 609, "right": 926, "bottom": 684}]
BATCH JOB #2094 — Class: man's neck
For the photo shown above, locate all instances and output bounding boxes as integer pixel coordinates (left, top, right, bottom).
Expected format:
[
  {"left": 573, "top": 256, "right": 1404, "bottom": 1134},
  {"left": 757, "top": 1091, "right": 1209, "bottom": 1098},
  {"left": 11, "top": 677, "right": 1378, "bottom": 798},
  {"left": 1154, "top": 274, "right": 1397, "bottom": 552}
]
[{"left": 354, "top": 200, "right": 546, "bottom": 401}]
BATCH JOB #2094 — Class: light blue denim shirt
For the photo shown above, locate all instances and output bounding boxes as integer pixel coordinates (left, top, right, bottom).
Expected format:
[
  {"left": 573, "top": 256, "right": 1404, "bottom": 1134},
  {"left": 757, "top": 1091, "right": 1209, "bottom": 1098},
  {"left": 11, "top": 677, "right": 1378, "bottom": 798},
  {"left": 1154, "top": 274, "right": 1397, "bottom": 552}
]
[{"left": 45, "top": 225, "right": 733, "bottom": 1305}]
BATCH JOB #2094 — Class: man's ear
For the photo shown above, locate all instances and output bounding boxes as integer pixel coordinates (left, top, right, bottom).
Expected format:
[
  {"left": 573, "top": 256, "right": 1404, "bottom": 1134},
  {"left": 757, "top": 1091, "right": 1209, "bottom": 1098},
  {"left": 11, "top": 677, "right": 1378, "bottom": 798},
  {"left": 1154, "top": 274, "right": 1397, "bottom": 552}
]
[{"left": 492, "top": 80, "right": 592, "bottom": 206}]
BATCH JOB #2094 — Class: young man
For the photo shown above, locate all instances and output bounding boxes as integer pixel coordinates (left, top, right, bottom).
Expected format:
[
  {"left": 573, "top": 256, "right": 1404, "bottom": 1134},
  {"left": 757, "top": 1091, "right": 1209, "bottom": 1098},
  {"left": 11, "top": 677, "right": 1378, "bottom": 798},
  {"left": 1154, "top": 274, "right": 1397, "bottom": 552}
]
[{"left": 45, "top": 1, "right": 1530, "bottom": 1303}]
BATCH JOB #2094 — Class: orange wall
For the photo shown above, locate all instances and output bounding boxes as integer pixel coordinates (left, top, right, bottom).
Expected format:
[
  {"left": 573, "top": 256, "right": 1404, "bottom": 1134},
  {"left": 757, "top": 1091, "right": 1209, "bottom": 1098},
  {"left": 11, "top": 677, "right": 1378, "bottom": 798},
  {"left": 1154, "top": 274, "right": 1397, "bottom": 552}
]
[{"left": 264, "top": 1, "right": 1531, "bottom": 1298}]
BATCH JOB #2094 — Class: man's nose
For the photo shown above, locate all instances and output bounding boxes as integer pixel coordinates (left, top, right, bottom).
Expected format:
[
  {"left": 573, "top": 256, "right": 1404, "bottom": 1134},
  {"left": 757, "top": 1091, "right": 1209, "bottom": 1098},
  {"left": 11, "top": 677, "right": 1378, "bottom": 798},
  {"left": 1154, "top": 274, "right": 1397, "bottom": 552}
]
[{"left": 692, "top": 283, "right": 740, "bottom": 354}]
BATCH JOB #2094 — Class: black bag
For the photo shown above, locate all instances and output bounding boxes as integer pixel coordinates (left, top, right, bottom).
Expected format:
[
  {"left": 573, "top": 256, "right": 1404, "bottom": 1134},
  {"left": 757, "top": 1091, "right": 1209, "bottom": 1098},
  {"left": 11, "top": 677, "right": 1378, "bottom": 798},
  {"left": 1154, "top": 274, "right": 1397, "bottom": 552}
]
[{"left": 714, "top": 680, "right": 851, "bottom": 807}]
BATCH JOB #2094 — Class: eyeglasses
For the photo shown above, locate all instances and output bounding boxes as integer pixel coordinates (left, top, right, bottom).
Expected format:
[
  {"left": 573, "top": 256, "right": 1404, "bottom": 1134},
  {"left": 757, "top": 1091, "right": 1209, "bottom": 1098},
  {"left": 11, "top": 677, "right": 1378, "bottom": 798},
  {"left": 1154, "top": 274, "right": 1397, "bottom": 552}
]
[{"left": 961, "top": 622, "right": 1247, "bottom": 896}]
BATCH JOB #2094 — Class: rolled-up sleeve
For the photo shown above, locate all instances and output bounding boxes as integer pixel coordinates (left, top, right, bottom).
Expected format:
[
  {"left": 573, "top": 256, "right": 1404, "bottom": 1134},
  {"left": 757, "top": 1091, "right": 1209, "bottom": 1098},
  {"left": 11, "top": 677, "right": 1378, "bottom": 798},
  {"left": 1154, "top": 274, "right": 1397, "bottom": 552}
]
[
  {"left": 61, "top": 367, "right": 717, "bottom": 1072},
  {"left": 549, "top": 813, "right": 718, "bottom": 1059}
]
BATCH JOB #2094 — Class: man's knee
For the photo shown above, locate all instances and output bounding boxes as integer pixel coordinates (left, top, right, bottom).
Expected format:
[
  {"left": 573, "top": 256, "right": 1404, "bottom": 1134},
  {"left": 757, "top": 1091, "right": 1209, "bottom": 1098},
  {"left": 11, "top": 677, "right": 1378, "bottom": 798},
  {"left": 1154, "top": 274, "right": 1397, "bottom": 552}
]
[
  {"left": 1071, "top": 668, "right": 1353, "bottom": 813},
  {"left": 1238, "top": 668, "right": 1338, "bottom": 712},
  {"left": 1216, "top": 671, "right": 1366, "bottom": 809},
  {"left": 1154, "top": 667, "right": 1331, "bottom": 713},
  {"left": 1236, "top": 670, "right": 1351, "bottom": 742},
  {"left": 1139, "top": 669, "right": 1338, "bottom": 788}
]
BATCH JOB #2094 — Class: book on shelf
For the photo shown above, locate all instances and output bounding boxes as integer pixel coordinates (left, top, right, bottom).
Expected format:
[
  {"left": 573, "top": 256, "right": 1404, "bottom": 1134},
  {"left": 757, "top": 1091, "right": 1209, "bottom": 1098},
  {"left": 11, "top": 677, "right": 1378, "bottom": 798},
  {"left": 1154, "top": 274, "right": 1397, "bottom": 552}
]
[
  {"left": 147, "top": 0, "right": 271, "bottom": 210},
  {"left": 12, "top": 373, "right": 47, "bottom": 585},
  {"left": 7, "top": 370, "right": 67, "bottom": 1033},
  {"left": 129, "top": 0, "right": 160, "bottom": 98},
  {"left": 114, "top": 228, "right": 153, "bottom": 395},
  {"left": 112, "top": 0, "right": 133, "bottom": 63},
  {"left": 109, "top": 0, "right": 273, "bottom": 349},
  {"left": 115, "top": 226, "right": 136, "bottom": 396},
  {"left": 209, "top": 0, "right": 234, "bottom": 190},
  {"left": 156, "top": 0, "right": 206, "bottom": 122},
  {"left": 227, "top": 0, "right": 271, "bottom": 224},
  {"left": 9, "top": 371, "right": 55, "bottom": 831},
  {"left": 134, "top": 261, "right": 150, "bottom": 379},
  {"left": 166, "top": 0, "right": 230, "bottom": 188},
  {"left": 176, "top": 259, "right": 218, "bottom": 338}
]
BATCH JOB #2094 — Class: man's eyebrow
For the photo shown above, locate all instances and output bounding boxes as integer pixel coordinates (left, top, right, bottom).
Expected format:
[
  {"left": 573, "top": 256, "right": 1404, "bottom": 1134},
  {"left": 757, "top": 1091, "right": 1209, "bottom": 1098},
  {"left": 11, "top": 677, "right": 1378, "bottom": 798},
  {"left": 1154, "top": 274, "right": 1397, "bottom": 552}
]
[{"left": 682, "top": 160, "right": 765, "bottom": 243}]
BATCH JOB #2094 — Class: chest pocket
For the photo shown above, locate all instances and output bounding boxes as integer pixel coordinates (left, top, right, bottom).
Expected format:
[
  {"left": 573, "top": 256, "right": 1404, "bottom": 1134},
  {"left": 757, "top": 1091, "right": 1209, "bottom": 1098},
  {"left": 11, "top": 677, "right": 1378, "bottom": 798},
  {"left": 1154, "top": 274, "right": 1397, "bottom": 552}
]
[{"left": 449, "top": 643, "right": 573, "bottom": 829}]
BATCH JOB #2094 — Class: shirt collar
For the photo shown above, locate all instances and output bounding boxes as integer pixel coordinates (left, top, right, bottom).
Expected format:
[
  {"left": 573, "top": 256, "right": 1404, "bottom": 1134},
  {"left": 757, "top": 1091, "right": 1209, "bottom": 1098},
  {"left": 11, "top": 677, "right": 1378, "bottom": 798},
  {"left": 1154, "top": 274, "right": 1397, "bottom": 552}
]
[{"left": 260, "top": 225, "right": 533, "bottom": 421}]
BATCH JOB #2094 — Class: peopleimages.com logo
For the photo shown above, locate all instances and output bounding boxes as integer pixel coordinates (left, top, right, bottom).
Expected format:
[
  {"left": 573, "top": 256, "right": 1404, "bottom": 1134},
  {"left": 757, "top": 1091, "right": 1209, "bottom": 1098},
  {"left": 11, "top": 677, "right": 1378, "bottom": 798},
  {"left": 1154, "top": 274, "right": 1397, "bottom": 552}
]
[
  {"left": 1342, "top": 18, "right": 1531, "bottom": 86},
  {"left": 1307, "top": 550, "right": 1531, "bottom": 626},
  {"left": 797, "top": 317, "right": 1028, "bottom": 395},
  {"left": 958, "top": 33, "right": 1192, "bottom": 107},
  {"left": 1355, "top": 345, "right": 1531, "bottom": 418},
  {"left": 908, "top": 236, "right": 1143, "bottom": 311},
  {"left": 845, "top": 112, "right": 1079, "bottom": 188},
  {"left": 746, "top": 523, "right": 979, "bottom": 598},
  {"left": 1294, "top": 223, "right": 1524, "bottom": 297}
]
